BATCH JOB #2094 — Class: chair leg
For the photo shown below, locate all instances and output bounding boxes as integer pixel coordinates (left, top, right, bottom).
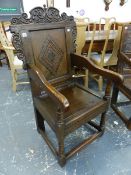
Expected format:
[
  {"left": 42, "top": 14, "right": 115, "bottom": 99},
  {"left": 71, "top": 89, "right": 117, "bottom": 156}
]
[
  {"left": 34, "top": 107, "right": 45, "bottom": 133},
  {"left": 12, "top": 80, "right": 17, "bottom": 92},
  {"left": 58, "top": 138, "right": 66, "bottom": 167},
  {"left": 84, "top": 70, "right": 88, "bottom": 88},
  {"left": 14, "top": 70, "right": 18, "bottom": 81},
  {"left": 111, "top": 86, "right": 131, "bottom": 130},
  {"left": 111, "top": 85, "right": 119, "bottom": 105},
  {"left": 12, "top": 70, "right": 17, "bottom": 92},
  {"left": 0, "top": 59, "right": 2, "bottom": 67},
  {"left": 127, "top": 118, "right": 131, "bottom": 130},
  {"left": 100, "top": 112, "right": 106, "bottom": 133},
  {"left": 98, "top": 76, "right": 103, "bottom": 91},
  {"left": 57, "top": 119, "right": 66, "bottom": 166}
]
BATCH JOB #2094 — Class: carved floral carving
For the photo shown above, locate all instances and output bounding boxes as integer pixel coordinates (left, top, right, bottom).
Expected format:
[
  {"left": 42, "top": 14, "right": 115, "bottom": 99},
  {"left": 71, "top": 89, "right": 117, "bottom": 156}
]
[
  {"left": 12, "top": 33, "right": 27, "bottom": 69},
  {"left": 11, "top": 6, "right": 74, "bottom": 25}
]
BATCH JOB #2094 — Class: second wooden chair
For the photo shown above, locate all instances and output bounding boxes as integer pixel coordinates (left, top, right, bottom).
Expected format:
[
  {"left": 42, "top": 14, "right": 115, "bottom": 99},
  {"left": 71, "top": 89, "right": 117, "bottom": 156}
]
[
  {"left": 87, "top": 24, "right": 122, "bottom": 91},
  {"left": 0, "top": 22, "right": 29, "bottom": 91}
]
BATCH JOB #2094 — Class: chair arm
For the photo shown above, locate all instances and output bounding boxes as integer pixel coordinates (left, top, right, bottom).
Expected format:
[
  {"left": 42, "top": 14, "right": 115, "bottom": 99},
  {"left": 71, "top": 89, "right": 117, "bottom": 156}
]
[
  {"left": 119, "top": 52, "right": 131, "bottom": 66},
  {"left": 71, "top": 53, "right": 124, "bottom": 84},
  {"left": 28, "top": 65, "right": 69, "bottom": 110}
]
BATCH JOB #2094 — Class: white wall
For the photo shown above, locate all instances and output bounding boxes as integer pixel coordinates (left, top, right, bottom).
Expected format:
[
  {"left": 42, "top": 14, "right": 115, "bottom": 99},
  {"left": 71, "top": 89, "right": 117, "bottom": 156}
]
[
  {"left": 23, "top": 0, "right": 131, "bottom": 22},
  {"left": 22, "top": 0, "right": 47, "bottom": 15}
]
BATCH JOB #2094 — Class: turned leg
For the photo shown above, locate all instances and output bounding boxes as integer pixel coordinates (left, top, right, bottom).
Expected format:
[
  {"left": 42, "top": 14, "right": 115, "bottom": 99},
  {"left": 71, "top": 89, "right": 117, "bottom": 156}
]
[
  {"left": 0, "top": 59, "right": 2, "bottom": 67},
  {"left": 58, "top": 138, "right": 66, "bottom": 167},
  {"left": 57, "top": 119, "right": 66, "bottom": 166},
  {"left": 127, "top": 117, "right": 131, "bottom": 130},
  {"left": 111, "top": 85, "right": 119, "bottom": 105},
  {"left": 12, "top": 70, "right": 17, "bottom": 92},
  {"left": 12, "top": 80, "right": 17, "bottom": 92},
  {"left": 98, "top": 76, "right": 103, "bottom": 91},
  {"left": 100, "top": 112, "right": 106, "bottom": 133}
]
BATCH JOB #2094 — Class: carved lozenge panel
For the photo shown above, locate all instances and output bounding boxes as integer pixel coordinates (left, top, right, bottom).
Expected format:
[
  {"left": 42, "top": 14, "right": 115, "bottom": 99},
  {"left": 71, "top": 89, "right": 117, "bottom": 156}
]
[{"left": 38, "top": 35, "right": 64, "bottom": 75}]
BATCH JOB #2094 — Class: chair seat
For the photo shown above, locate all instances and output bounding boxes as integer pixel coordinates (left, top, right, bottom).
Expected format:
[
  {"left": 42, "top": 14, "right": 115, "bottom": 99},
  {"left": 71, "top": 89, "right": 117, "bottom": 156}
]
[
  {"left": 14, "top": 56, "right": 23, "bottom": 67},
  {"left": 90, "top": 53, "right": 111, "bottom": 66},
  {"left": 34, "top": 85, "right": 108, "bottom": 134}
]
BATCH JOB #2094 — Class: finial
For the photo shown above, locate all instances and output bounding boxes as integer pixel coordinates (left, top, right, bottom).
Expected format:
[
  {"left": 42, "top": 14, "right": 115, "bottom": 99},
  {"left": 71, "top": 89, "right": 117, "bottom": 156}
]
[{"left": 43, "top": 4, "right": 46, "bottom": 9}]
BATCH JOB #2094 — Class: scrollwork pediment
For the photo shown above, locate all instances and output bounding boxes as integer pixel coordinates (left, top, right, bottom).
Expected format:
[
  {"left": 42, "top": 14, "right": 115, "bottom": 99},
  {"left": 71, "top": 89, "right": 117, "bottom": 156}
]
[{"left": 11, "top": 6, "right": 74, "bottom": 25}]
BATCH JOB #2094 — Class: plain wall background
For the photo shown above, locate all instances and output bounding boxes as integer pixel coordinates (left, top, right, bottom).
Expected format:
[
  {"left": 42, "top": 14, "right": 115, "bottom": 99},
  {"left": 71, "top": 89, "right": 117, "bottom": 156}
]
[{"left": 23, "top": 0, "right": 131, "bottom": 22}]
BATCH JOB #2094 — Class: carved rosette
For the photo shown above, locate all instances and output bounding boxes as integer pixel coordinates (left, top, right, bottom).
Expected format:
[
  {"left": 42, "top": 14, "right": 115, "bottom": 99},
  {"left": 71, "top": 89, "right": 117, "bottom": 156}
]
[{"left": 10, "top": 6, "right": 77, "bottom": 67}]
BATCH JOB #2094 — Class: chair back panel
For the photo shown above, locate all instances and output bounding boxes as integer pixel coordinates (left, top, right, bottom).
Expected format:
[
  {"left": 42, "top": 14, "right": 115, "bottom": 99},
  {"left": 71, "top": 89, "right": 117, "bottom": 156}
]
[
  {"left": 10, "top": 7, "right": 76, "bottom": 82},
  {"left": 23, "top": 27, "right": 68, "bottom": 80},
  {"left": 88, "top": 23, "right": 111, "bottom": 66}
]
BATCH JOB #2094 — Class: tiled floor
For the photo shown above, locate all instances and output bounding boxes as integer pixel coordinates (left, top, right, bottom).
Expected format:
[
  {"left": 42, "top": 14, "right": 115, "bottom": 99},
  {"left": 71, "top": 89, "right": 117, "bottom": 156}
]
[{"left": 0, "top": 64, "right": 131, "bottom": 175}]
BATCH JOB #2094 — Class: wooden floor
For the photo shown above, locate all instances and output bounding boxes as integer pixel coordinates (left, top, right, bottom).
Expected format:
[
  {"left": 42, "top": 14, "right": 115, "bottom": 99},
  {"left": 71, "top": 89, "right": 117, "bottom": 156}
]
[{"left": 0, "top": 63, "right": 131, "bottom": 175}]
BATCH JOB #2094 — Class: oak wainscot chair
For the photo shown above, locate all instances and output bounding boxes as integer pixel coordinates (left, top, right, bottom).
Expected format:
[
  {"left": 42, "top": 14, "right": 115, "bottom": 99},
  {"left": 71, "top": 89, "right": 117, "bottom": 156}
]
[
  {"left": 10, "top": 6, "right": 123, "bottom": 166},
  {"left": 111, "top": 24, "right": 131, "bottom": 130},
  {"left": 88, "top": 24, "right": 122, "bottom": 91}
]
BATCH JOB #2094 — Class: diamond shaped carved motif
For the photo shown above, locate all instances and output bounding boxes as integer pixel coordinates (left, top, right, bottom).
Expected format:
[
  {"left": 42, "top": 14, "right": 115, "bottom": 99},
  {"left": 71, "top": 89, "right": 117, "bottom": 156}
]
[{"left": 38, "top": 35, "right": 64, "bottom": 75}]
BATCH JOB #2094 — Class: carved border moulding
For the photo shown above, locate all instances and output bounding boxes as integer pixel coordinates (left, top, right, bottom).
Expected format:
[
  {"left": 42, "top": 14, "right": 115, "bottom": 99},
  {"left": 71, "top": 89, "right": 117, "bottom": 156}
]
[{"left": 12, "top": 33, "right": 27, "bottom": 69}]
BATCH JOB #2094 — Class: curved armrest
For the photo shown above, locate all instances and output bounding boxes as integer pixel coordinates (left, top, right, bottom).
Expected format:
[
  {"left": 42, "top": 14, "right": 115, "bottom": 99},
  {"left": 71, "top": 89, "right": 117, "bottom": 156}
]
[
  {"left": 29, "top": 65, "right": 69, "bottom": 110},
  {"left": 71, "top": 53, "right": 123, "bottom": 84},
  {"left": 119, "top": 52, "right": 131, "bottom": 66}
]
